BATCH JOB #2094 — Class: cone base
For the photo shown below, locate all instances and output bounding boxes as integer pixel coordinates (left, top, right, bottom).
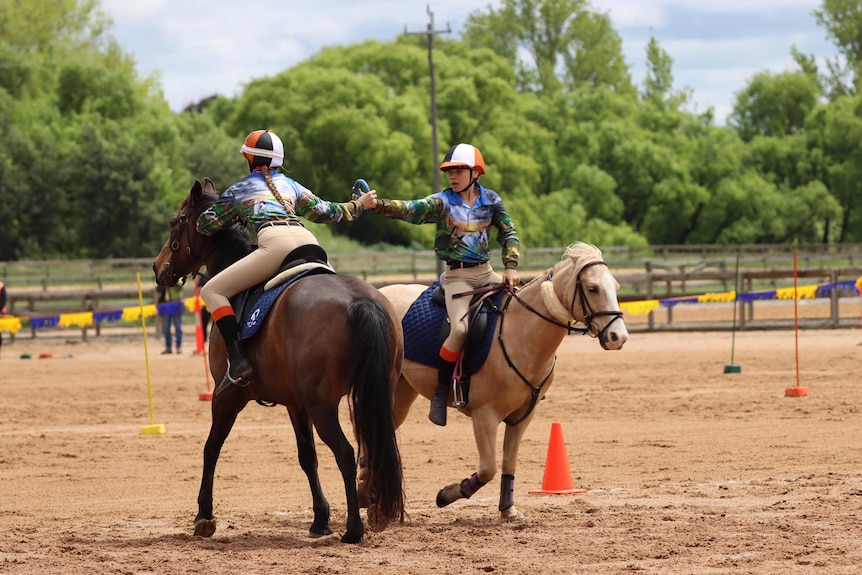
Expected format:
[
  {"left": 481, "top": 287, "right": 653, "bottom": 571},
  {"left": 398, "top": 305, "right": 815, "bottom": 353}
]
[
  {"left": 785, "top": 386, "right": 810, "bottom": 397},
  {"left": 528, "top": 488, "right": 588, "bottom": 495},
  {"left": 141, "top": 424, "right": 166, "bottom": 435},
  {"left": 199, "top": 390, "right": 213, "bottom": 402}
]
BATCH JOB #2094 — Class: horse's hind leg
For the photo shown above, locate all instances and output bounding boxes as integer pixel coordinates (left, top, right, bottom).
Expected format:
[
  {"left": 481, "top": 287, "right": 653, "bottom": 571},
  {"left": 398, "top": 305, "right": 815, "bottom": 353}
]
[
  {"left": 289, "top": 409, "right": 332, "bottom": 538},
  {"left": 194, "top": 399, "right": 244, "bottom": 537},
  {"left": 311, "top": 406, "right": 363, "bottom": 544}
]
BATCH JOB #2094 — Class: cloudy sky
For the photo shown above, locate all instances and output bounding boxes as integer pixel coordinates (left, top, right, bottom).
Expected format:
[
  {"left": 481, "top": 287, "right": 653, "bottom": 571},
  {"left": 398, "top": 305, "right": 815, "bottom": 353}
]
[{"left": 100, "top": 0, "right": 835, "bottom": 124}]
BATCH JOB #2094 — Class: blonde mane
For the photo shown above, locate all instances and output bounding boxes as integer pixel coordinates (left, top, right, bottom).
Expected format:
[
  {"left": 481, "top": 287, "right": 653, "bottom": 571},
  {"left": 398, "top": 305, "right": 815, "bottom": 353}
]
[
  {"left": 564, "top": 242, "right": 604, "bottom": 275},
  {"left": 537, "top": 242, "right": 604, "bottom": 325}
]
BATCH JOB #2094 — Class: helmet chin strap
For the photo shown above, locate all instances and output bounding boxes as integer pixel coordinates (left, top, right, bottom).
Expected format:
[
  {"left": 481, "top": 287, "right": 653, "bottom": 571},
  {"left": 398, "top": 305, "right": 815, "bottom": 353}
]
[{"left": 452, "top": 174, "right": 479, "bottom": 194}]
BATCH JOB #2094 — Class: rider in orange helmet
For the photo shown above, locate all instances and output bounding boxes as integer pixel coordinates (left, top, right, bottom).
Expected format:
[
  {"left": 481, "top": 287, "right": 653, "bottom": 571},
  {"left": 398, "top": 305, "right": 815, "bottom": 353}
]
[{"left": 370, "top": 143, "right": 521, "bottom": 425}]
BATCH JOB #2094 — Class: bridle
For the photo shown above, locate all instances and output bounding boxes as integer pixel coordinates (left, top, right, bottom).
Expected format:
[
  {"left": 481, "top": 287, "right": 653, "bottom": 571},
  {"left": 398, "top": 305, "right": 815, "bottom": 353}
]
[
  {"left": 163, "top": 208, "right": 202, "bottom": 285},
  {"left": 507, "top": 260, "right": 624, "bottom": 344},
  {"left": 569, "top": 260, "right": 626, "bottom": 344},
  {"left": 489, "top": 259, "right": 624, "bottom": 425}
]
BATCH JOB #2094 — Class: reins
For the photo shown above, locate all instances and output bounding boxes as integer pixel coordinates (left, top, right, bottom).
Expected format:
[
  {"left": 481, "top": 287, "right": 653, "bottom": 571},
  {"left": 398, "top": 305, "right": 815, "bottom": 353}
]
[
  {"left": 165, "top": 210, "right": 196, "bottom": 285},
  {"left": 449, "top": 259, "right": 623, "bottom": 426}
]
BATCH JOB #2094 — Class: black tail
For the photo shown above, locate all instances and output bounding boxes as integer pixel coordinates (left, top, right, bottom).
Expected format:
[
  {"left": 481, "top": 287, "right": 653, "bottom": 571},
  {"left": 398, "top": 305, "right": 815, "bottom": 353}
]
[{"left": 346, "top": 297, "right": 405, "bottom": 522}]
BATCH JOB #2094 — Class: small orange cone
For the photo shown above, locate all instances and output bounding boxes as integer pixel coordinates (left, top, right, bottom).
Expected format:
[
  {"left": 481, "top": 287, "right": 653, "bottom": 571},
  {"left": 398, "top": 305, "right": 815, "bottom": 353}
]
[{"left": 529, "top": 422, "right": 587, "bottom": 495}]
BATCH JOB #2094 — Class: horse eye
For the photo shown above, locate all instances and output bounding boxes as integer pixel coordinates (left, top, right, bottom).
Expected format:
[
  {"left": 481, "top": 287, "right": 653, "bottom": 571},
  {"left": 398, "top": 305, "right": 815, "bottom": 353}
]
[{"left": 587, "top": 284, "right": 599, "bottom": 294}]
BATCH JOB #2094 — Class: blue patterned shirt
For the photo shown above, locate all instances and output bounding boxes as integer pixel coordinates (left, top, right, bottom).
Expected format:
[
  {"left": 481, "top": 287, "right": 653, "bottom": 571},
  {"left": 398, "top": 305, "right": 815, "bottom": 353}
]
[
  {"left": 374, "top": 184, "right": 519, "bottom": 268},
  {"left": 196, "top": 171, "right": 362, "bottom": 235}
]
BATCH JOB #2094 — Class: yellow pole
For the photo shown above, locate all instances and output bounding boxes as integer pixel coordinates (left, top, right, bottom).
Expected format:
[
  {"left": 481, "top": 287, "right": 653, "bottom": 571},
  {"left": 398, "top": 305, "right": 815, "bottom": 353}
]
[{"left": 138, "top": 272, "right": 166, "bottom": 434}]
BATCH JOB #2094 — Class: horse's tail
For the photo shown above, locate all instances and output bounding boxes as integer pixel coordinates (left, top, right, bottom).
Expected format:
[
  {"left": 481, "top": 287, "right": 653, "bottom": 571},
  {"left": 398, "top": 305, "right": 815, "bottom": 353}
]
[{"left": 346, "top": 297, "right": 405, "bottom": 523}]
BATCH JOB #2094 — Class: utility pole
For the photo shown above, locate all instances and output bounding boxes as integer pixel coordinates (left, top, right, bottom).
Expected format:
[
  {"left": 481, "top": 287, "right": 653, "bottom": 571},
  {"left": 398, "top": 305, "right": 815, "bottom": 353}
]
[
  {"left": 404, "top": 5, "right": 451, "bottom": 198},
  {"left": 405, "top": 6, "right": 450, "bottom": 277}
]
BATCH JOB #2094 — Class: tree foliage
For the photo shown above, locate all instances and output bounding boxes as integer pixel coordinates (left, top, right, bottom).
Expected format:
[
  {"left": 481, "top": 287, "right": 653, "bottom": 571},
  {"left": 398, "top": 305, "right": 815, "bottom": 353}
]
[{"left": 1, "top": 0, "right": 861, "bottom": 262}]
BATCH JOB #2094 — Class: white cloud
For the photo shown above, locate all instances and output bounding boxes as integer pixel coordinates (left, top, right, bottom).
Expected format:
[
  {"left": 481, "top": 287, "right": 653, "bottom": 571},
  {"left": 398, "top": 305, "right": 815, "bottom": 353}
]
[{"left": 100, "top": 0, "right": 835, "bottom": 123}]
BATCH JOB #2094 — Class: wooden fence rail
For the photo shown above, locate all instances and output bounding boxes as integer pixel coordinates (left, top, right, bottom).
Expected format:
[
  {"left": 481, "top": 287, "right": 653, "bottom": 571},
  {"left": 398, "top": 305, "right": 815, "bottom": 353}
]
[{"left": 4, "top": 264, "right": 861, "bottom": 340}]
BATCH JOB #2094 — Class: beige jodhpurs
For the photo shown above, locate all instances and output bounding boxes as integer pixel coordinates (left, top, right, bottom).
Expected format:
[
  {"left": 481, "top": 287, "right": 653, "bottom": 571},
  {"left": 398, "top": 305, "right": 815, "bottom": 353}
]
[
  {"left": 200, "top": 224, "right": 320, "bottom": 313},
  {"left": 441, "top": 262, "right": 501, "bottom": 354}
]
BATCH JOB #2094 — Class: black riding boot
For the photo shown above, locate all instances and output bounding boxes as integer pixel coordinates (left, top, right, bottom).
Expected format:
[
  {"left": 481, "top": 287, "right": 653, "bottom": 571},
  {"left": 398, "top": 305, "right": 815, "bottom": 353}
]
[
  {"left": 214, "top": 316, "right": 254, "bottom": 396},
  {"left": 429, "top": 359, "right": 456, "bottom": 426}
]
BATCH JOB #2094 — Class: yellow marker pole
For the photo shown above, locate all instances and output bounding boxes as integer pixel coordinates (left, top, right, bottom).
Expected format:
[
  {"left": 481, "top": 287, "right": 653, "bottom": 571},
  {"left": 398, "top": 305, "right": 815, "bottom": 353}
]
[{"left": 138, "top": 272, "right": 166, "bottom": 434}]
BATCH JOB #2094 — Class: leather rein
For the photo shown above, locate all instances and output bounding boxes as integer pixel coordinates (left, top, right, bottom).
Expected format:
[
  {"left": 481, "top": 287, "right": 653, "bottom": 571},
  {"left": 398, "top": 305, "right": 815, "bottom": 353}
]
[
  {"left": 454, "top": 260, "right": 624, "bottom": 426},
  {"left": 164, "top": 206, "right": 214, "bottom": 286}
]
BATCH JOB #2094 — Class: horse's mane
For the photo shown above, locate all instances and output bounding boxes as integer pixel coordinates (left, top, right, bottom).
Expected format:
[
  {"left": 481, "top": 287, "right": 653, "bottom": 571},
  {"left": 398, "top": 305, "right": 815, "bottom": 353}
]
[
  {"left": 191, "top": 188, "right": 253, "bottom": 270},
  {"left": 564, "top": 242, "right": 604, "bottom": 276}
]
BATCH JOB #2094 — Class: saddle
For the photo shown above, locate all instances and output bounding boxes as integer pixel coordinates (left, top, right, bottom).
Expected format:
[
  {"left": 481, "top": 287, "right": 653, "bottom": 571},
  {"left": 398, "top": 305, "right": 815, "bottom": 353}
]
[
  {"left": 430, "top": 281, "right": 496, "bottom": 357},
  {"left": 402, "top": 280, "right": 506, "bottom": 406},
  {"left": 231, "top": 244, "right": 335, "bottom": 340}
]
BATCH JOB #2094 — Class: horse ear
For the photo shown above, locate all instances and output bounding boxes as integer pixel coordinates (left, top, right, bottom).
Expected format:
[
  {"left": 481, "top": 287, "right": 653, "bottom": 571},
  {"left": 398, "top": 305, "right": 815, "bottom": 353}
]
[
  {"left": 203, "top": 177, "right": 216, "bottom": 195},
  {"left": 190, "top": 179, "right": 204, "bottom": 204}
]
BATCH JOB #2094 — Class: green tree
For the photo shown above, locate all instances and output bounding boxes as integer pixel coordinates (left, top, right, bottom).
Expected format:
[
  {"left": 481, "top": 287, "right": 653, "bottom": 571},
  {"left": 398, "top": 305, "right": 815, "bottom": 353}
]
[
  {"left": 464, "top": 0, "right": 633, "bottom": 95},
  {"left": 807, "top": 94, "right": 862, "bottom": 241},
  {"left": 813, "top": 0, "right": 862, "bottom": 96},
  {"left": 729, "top": 70, "right": 821, "bottom": 141}
]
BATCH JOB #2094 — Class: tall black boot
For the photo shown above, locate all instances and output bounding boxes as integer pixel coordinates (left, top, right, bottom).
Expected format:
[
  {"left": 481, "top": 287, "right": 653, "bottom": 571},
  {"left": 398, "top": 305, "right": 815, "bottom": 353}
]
[
  {"left": 429, "top": 359, "right": 456, "bottom": 426},
  {"left": 214, "top": 316, "right": 254, "bottom": 396}
]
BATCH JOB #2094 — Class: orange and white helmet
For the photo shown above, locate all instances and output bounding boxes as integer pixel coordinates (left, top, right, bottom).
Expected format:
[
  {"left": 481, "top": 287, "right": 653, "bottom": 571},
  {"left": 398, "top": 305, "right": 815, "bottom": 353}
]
[
  {"left": 241, "top": 129, "right": 284, "bottom": 170},
  {"left": 439, "top": 143, "right": 485, "bottom": 175}
]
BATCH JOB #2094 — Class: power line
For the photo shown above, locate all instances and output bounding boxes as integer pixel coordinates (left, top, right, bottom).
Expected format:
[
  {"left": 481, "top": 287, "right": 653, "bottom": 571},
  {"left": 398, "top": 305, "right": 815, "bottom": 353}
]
[{"left": 403, "top": 4, "right": 451, "bottom": 198}]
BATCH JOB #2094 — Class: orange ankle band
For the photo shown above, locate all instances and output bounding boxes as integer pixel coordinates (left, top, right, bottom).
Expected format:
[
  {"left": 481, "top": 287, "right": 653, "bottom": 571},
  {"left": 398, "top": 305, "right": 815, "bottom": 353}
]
[
  {"left": 211, "top": 306, "right": 235, "bottom": 321},
  {"left": 439, "top": 346, "right": 460, "bottom": 362}
]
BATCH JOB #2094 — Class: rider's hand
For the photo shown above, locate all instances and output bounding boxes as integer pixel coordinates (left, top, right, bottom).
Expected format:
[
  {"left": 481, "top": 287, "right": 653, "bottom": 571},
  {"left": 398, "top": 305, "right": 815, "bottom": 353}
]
[
  {"left": 503, "top": 268, "right": 520, "bottom": 290},
  {"left": 357, "top": 189, "right": 378, "bottom": 211}
]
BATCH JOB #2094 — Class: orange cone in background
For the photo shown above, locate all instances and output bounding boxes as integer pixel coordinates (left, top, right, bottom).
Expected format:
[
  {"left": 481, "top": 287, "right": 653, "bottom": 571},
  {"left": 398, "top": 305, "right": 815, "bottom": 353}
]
[
  {"left": 193, "top": 283, "right": 213, "bottom": 401},
  {"left": 529, "top": 422, "right": 587, "bottom": 495},
  {"left": 193, "top": 288, "right": 205, "bottom": 356}
]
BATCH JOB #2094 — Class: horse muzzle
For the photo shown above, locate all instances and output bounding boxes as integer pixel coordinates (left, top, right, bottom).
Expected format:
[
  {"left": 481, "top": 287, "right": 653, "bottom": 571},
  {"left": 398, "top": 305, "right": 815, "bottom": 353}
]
[{"left": 596, "top": 315, "right": 628, "bottom": 351}]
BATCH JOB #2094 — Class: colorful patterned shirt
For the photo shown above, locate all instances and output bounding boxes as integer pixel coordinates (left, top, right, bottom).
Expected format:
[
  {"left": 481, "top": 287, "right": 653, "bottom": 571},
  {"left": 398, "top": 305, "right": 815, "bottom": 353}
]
[
  {"left": 375, "top": 184, "right": 519, "bottom": 269},
  {"left": 196, "top": 171, "right": 363, "bottom": 235}
]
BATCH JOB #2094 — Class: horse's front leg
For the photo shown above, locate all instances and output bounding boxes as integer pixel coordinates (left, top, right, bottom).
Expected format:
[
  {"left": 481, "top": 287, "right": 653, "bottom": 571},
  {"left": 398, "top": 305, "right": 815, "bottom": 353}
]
[
  {"left": 498, "top": 417, "right": 534, "bottom": 522},
  {"left": 436, "top": 408, "right": 499, "bottom": 508},
  {"left": 194, "top": 397, "right": 244, "bottom": 537},
  {"left": 289, "top": 408, "right": 332, "bottom": 538},
  {"left": 311, "top": 406, "right": 363, "bottom": 543}
]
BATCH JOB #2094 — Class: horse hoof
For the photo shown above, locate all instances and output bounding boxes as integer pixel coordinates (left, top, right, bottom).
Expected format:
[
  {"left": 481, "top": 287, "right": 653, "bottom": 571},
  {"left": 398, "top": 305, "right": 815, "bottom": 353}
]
[
  {"left": 309, "top": 525, "right": 333, "bottom": 538},
  {"left": 193, "top": 518, "right": 216, "bottom": 537},
  {"left": 502, "top": 507, "right": 527, "bottom": 522},
  {"left": 435, "top": 484, "right": 461, "bottom": 508},
  {"left": 340, "top": 530, "right": 363, "bottom": 544}
]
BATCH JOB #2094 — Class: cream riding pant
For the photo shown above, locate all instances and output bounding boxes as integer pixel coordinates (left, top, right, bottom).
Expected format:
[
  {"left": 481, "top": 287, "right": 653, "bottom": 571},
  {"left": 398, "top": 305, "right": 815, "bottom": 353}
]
[
  {"left": 442, "top": 262, "right": 501, "bottom": 354},
  {"left": 200, "top": 224, "right": 319, "bottom": 313}
]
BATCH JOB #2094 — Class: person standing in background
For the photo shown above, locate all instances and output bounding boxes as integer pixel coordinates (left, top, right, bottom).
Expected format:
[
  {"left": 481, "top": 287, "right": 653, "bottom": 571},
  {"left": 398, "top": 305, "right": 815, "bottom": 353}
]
[
  {"left": 197, "top": 274, "right": 211, "bottom": 342},
  {"left": 157, "top": 283, "right": 184, "bottom": 354},
  {"left": 0, "top": 280, "right": 7, "bottom": 358}
]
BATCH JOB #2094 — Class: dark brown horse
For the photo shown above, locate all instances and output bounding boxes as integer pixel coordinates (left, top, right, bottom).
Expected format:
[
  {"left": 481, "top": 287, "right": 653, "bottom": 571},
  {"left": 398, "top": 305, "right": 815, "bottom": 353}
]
[{"left": 152, "top": 178, "right": 405, "bottom": 544}]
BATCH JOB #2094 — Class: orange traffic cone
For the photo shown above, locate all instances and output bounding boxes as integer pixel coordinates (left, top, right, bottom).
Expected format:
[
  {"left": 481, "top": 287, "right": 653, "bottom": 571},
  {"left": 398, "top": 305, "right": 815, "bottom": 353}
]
[{"left": 528, "top": 422, "right": 587, "bottom": 495}]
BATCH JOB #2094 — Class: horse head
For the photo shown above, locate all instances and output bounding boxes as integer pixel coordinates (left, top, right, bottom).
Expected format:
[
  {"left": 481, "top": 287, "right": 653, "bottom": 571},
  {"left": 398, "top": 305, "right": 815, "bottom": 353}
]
[
  {"left": 152, "top": 178, "right": 220, "bottom": 287},
  {"left": 540, "top": 242, "right": 628, "bottom": 350}
]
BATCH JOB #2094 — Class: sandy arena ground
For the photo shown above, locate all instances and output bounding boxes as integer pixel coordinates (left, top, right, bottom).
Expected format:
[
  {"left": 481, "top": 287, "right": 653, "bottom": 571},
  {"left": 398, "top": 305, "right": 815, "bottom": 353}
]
[{"left": 1, "top": 319, "right": 862, "bottom": 574}]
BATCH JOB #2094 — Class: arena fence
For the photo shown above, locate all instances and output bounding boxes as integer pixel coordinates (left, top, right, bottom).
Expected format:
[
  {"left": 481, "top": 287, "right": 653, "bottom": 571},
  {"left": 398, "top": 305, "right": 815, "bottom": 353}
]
[{"left": 2, "top": 244, "right": 862, "bottom": 340}]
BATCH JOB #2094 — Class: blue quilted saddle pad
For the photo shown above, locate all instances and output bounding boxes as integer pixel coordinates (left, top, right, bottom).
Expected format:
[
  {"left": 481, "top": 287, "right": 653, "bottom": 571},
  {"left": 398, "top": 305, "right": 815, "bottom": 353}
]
[{"left": 401, "top": 281, "right": 502, "bottom": 376}]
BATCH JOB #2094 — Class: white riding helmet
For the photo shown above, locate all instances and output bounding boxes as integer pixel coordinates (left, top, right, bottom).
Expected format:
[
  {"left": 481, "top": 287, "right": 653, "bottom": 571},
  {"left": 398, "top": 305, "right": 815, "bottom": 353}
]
[{"left": 241, "top": 129, "right": 284, "bottom": 170}]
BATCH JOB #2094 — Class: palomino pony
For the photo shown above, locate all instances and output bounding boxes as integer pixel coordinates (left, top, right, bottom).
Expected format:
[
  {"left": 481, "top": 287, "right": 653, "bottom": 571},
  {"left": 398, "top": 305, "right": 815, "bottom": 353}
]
[
  {"left": 359, "top": 242, "right": 628, "bottom": 521},
  {"left": 152, "top": 178, "right": 405, "bottom": 544}
]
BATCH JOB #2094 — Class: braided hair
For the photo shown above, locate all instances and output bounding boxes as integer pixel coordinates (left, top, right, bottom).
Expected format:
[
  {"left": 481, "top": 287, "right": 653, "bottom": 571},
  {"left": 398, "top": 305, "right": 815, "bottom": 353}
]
[{"left": 260, "top": 167, "right": 293, "bottom": 214}]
